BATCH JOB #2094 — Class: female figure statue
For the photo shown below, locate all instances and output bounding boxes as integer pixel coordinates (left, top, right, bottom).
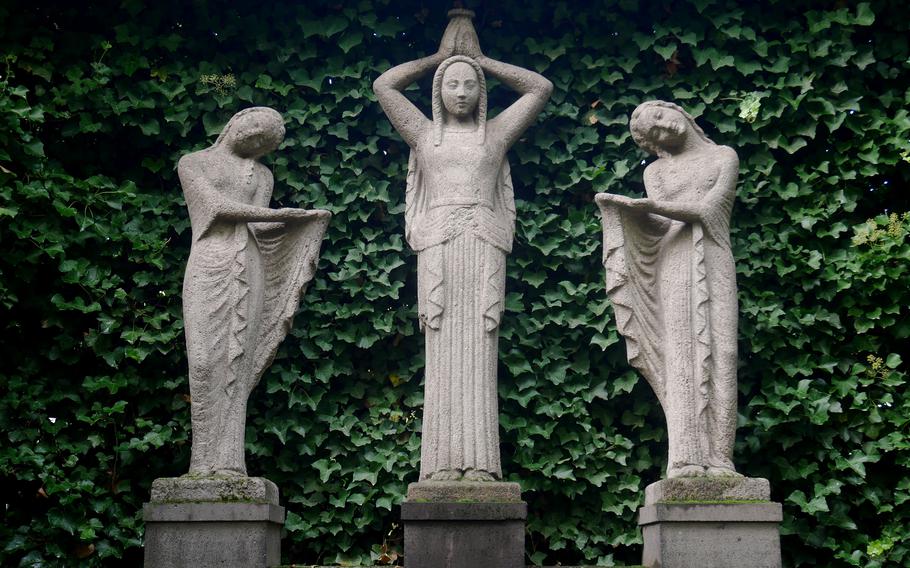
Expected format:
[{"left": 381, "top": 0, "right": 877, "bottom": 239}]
[
  {"left": 373, "top": 10, "right": 552, "bottom": 481},
  {"left": 178, "top": 107, "right": 330, "bottom": 476},
  {"left": 595, "top": 101, "right": 740, "bottom": 478}
]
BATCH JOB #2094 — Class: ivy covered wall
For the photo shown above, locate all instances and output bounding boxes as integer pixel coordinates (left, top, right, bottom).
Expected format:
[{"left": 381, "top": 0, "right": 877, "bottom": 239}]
[{"left": 1, "top": 0, "right": 908, "bottom": 566}]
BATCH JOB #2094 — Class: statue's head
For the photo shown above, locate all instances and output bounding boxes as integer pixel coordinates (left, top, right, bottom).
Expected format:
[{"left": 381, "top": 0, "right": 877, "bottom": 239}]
[
  {"left": 441, "top": 61, "right": 481, "bottom": 119},
  {"left": 432, "top": 55, "right": 487, "bottom": 146},
  {"left": 629, "top": 100, "right": 713, "bottom": 157},
  {"left": 215, "top": 107, "right": 286, "bottom": 158}
]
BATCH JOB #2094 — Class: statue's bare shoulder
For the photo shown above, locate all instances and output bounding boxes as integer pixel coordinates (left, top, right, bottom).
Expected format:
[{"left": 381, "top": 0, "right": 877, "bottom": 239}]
[
  {"left": 642, "top": 159, "right": 664, "bottom": 186},
  {"left": 715, "top": 144, "right": 739, "bottom": 168},
  {"left": 177, "top": 149, "right": 212, "bottom": 178}
]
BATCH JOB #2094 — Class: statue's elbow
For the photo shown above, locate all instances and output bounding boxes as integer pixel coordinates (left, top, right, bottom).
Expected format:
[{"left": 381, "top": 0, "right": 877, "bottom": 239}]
[
  {"left": 372, "top": 75, "right": 388, "bottom": 96},
  {"left": 539, "top": 77, "right": 554, "bottom": 100}
]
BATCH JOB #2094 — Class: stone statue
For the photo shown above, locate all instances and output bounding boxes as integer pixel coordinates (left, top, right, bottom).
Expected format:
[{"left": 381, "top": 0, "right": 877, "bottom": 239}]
[
  {"left": 595, "top": 100, "right": 740, "bottom": 479},
  {"left": 374, "top": 9, "right": 552, "bottom": 482},
  {"left": 177, "top": 107, "right": 331, "bottom": 476}
]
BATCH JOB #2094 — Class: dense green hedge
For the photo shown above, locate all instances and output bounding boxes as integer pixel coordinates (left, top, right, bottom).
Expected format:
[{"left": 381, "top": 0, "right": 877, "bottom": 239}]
[{"left": 1, "top": 0, "right": 908, "bottom": 565}]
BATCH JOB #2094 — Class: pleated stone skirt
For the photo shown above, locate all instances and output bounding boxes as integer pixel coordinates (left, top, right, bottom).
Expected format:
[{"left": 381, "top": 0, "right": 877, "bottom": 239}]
[{"left": 419, "top": 231, "right": 503, "bottom": 479}]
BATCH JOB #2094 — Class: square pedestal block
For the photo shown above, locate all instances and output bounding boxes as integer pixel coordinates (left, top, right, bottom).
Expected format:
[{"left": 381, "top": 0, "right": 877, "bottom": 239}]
[
  {"left": 639, "top": 502, "right": 783, "bottom": 568},
  {"left": 143, "top": 476, "right": 284, "bottom": 568},
  {"left": 402, "top": 481, "right": 526, "bottom": 568}
]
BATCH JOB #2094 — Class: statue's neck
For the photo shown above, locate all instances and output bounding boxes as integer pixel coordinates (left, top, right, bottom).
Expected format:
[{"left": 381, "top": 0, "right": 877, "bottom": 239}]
[
  {"left": 666, "top": 135, "right": 708, "bottom": 157},
  {"left": 443, "top": 114, "right": 477, "bottom": 131}
]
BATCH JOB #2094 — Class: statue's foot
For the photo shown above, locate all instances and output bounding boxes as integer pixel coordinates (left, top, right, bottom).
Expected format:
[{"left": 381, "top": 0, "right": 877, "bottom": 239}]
[
  {"left": 463, "top": 469, "right": 496, "bottom": 482},
  {"left": 185, "top": 468, "right": 211, "bottom": 477},
  {"left": 428, "top": 469, "right": 463, "bottom": 481},
  {"left": 213, "top": 468, "right": 245, "bottom": 477},
  {"left": 667, "top": 464, "right": 707, "bottom": 478},
  {"left": 706, "top": 466, "right": 743, "bottom": 478}
]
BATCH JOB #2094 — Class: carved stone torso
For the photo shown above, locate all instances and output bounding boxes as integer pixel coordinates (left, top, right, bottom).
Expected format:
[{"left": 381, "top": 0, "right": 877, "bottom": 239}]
[
  {"left": 645, "top": 150, "right": 721, "bottom": 203},
  {"left": 417, "top": 131, "right": 505, "bottom": 205}
]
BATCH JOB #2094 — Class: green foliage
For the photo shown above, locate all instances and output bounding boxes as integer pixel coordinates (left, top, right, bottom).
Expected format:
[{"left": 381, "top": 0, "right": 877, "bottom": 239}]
[{"left": 1, "top": 0, "right": 908, "bottom": 566}]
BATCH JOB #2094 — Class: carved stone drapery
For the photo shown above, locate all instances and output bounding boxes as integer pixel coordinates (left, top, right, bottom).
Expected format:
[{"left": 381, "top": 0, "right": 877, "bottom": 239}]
[
  {"left": 178, "top": 107, "right": 330, "bottom": 476},
  {"left": 374, "top": 10, "right": 552, "bottom": 481},
  {"left": 596, "top": 100, "right": 740, "bottom": 479}
]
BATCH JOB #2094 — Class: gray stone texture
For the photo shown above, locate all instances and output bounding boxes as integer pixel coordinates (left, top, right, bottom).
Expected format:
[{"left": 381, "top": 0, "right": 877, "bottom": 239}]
[
  {"left": 144, "top": 502, "right": 284, "bottom": 568},
  {"left": 406, "top": 480, "right": 522, "bottom": 502},
  {"left": 639, "top": 502, "right": 782, "bottom": 568},
  {"left": 150, "top": 475, "right": 279, "bottom": 504},
  {"left": 402, "top": 480, "right": 526, "bottom": 567},
  {"left": 178, "top": 106, "right": 330, "bottom": 476},
  {"left": 373, "top": 8, "right": 551, "bottom": 482},
  {"left": 596, "top": 100, "right": 741, "bottom": 479},
  {"left": 402, "top": 501, "right": 526, "bottom": 568},
  {"left": 144, "top": 476, "right": 284, "bottom": 567},
  {"left": 644, "top": 476, "right": 771, "bottom": 505}
]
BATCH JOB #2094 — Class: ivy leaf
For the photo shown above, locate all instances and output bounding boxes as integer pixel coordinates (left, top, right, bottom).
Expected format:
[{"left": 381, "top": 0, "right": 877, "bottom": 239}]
[
  {"left": 650, "top": 43, "right": 675, "bottom": 62},
  {"left": 855, "top": 3, "right": 875, "bottom": 25}
]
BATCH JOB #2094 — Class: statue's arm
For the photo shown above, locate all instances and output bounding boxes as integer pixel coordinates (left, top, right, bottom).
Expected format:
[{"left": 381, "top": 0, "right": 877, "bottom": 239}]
[
  {"left": 479, "top": 55, "right": 553, "bottom": 148},
  {"left": 179, "top": 155, "right": 315, "bottom": 238},
  {"left": 601, "top": 148, "right": 739, "bottom": 240},
  {"left": 372, "top": 53, "right": 444, "bottom": 148},
  {"left": 252, "top": 166, "right": 273, "bottom": 208}
]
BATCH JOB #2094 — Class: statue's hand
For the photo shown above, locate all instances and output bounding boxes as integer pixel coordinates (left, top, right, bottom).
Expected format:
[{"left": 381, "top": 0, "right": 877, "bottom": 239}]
[
  {"left": 596, "top": 193, "right": 633, "bottom": 206},
  {"left": 439, "top": 12, "right": 482, "bottom": 59},
  {"left": 627, "top": 198, "right": 653, "bottom": 210},
  {"left": 274, "top": 207, "right": 321, "bottom": 221},
  {"left": 438, "top": 17, "right": 459, "bottom": 58},
  {"left": 596, "top": 194, "right": 653, "bottom": 212},
  {"left": 454, "top": 24, "right": 482, "bottom": 59}
]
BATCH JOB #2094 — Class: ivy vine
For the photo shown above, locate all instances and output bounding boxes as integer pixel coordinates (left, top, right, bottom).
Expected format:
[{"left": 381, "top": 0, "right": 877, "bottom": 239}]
[{"left": 0, "top": 0, "right": 907, "bottom": 566}]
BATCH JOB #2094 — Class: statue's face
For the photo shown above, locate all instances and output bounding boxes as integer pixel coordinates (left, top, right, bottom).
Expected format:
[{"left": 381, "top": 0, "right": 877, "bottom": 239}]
[
  {"left": 230, "top": 112, "right": 285, "bottom": 157},
  {"left": 441, "top": 62, "right": 480, "bottom": 119},
  {"left": 639, "top": 106, "right": 688, "bottom": 151}
]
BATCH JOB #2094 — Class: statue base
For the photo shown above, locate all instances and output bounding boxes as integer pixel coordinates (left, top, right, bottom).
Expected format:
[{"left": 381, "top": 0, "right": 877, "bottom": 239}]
[
  {"left": 638, "top": 477, "right": 782, "bottom": 568},
  {"left": 143, "top": 476, "right": 284, "bottom": 568},
  {"left": 401, "top": 481, "right": 526, "bottom": 568}
]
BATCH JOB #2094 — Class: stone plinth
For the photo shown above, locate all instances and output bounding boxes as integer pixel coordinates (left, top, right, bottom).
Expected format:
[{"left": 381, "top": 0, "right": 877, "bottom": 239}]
[
  {"left": 644, "top": 475, "right": 770, "bottom": 504},
  {"left": 143, "top": 476, "right": 284, "bottom": 568},
  {"left": 402, "top": 481, "right": 526, "bottom": 568},
  {"left": 638, "top": 477, "right": 782, "bottom": 568}
]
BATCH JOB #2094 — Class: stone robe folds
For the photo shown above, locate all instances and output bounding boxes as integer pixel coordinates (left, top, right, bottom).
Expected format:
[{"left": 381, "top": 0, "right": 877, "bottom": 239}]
[
  {"left": 598, "top": 181, "right": 737, "bottom": 472},
  {"left": 406, "top": 151, "right": 515, "bottom": 480},
  {"left": 183, "top": 182, "right": 329, "bottom": 474}
]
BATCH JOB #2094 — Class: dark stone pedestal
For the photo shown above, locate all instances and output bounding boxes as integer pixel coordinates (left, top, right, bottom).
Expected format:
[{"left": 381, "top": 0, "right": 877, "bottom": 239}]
[
  {"left": 143, "top": 476, "right": 284, "bottom": 568},
  {"left": 638, "top": 477, "right": 782, "bottom": 568},
  {"left": 402, "top": 481, "right": 526, "bottom": 568}
]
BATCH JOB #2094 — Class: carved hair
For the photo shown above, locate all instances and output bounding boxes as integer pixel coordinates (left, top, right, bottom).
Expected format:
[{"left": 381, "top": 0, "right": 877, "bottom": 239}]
[
  {"left": 629, "top": 100, "right": 713, "bottom": 158},
  {"left": 432, "top": 55, "right": 487, "bottom": 146},
  {"left": 213, "top": 106, "right": 285, "bottom": 148}
]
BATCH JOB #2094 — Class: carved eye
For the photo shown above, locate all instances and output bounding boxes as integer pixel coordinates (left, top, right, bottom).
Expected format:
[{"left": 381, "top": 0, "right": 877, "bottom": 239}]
[{"left": 654, "top": 111, "right": 662, "bottom": 120}]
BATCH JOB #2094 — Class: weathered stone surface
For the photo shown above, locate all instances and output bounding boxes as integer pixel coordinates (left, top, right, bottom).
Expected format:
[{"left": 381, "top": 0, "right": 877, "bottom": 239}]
[
  {"left": 596, "top": 101, "right": 741, "bottom": 479},
  {"left": 402, "top": 501, "right": 527, "bottom": 521},
  {"left": 402, "top": 501, "right": 526, "bottom": 568},
  {"left": 406, "top": 480, "right": 522, "bottom": 502},
  {"left": 150, "top": 475, "right": 279, "bottom": 504},
  {"left": 143, "top": 502, "right": 284, "bottom": 568},
  {"left": 644, "top": 476, "right": 770, "bottom": 505},
  {"left": 178, "top": 106, "right": 330, "bottom": 476},
  {"left": 639, "top": 502, "right": 782, "bottom": 568},
  {"left": 374, "top": 8, "right": 551, "bottom": 482}
]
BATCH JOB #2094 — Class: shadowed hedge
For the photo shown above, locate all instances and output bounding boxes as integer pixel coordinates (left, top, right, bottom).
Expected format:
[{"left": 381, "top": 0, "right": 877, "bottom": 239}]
[{"left": 1, "top": 0, "right": 908, "bottom": 565}]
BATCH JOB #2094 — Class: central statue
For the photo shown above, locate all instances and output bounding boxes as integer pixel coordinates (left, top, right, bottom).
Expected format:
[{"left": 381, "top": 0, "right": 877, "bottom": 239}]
[{"left": 374, "top": 9, "right": 551, "bottom": 482}]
